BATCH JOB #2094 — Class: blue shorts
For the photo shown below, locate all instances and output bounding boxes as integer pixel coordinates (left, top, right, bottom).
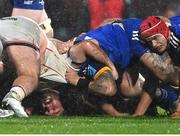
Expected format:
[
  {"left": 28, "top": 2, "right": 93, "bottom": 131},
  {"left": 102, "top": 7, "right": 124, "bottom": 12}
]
[{"left": 13, "top": 0, "right": 44, "bottom": 10}]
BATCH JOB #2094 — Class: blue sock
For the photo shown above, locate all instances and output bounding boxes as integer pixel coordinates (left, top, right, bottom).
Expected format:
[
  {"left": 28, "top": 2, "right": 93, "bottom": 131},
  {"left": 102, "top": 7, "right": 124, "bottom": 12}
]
[{"left": 159, "top": 88, "right": 178, "bottom": 102}]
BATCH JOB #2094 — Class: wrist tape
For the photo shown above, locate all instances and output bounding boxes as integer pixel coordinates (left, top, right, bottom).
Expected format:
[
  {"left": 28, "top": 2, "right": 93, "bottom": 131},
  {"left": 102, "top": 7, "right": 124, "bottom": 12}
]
[{"left": 77, "top": 78, "right": 91, "bottom": 89}]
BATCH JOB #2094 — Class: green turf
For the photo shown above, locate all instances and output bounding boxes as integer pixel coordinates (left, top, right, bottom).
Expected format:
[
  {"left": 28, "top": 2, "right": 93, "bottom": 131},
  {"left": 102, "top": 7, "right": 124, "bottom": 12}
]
[{"left": 0, "top": 116, "right": 180, "bottom": 134}]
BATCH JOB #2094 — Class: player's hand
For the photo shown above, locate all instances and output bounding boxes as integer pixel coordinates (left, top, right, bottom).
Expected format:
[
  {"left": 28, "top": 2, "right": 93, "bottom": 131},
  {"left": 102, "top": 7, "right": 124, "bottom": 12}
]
[
  {"left": 170, "top": 111, "right": 180, "bottom": 119},
  {"left": 57, "top": 42, "right": 70, "bottom": 54},
  {"left": 65, "top": 68, "right": 81, "bottom": 86},
  {"left": 52, "top": 39, "right": 73, "bottom": 54},
  {"left": 117, "top": 113, "right": 129, "bottom": 116}
]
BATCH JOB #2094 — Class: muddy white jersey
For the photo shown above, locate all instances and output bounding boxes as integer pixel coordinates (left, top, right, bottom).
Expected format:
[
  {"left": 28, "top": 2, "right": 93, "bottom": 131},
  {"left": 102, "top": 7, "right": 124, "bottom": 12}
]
[{"left": 40, "top": 39, "right": 78, "bottom": 84}]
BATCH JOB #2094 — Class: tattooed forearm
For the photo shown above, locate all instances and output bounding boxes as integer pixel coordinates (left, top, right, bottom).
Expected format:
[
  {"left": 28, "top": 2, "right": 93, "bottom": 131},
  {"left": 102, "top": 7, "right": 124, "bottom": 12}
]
[
  {"left": 83, "top": 40, "right": 119, "bottom": 79},
  {"left": 161, "top": 51, "right": 173, "bottom": 64},
  {"left": 141, "top": 52, "right": 179, "bottom": 86},
  {"left": 83, "top": 40, "right": 113, "bottom": 67},
  {"left": 151, "top": 53, "right": 173, "bottom": 73},
  {"left": 88, "top": 71, "right": 117, "bottom": 96}
]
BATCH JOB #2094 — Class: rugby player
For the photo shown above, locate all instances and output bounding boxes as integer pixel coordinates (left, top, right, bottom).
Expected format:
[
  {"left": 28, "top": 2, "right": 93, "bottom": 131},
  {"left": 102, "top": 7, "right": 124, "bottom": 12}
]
[
  {"left": 11, "top": 0, "right": 54, "bottom": 37},
  {"left": 134, "top": 15, "right": 180, "bottom": 117},
  {"left": 0, "top": 0, "right": 119, "bottom": 117},
  {"left": 0, "top": 16, "right": 46, "bottom": 117}
]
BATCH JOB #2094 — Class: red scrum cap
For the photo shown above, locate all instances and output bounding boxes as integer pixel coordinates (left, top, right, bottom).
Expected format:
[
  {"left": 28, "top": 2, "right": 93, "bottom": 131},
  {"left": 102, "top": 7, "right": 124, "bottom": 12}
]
[{"left": 139, "top": 16, "right": 170, "bottom": 41}]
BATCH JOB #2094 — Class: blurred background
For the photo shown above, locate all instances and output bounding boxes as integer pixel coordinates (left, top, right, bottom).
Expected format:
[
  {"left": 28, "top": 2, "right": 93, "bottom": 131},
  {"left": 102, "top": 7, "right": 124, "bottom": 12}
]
[{"left": 0, "top": 0, "right": 179, "bottom": 41}]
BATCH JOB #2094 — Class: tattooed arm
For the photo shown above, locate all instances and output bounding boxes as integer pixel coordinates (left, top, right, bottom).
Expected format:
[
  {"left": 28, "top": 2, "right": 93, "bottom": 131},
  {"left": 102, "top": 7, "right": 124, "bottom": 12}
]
[
  {"left": 70, "top": 40, "right": 118, "bottom": 80},
  {"left": 140, "top": 52, "right": 179, "bottom": 86},
  {"left": 65, "top": 68, "right": 117, "bottom": 96},
  {"left": 88, "top": 71, "right": 117, "bottom": 96}
]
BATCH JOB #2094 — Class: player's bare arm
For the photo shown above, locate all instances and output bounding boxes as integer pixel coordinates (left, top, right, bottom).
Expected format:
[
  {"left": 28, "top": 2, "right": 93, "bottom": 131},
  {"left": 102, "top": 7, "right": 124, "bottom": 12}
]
[
  {"left": 70, "top": 40, "right": 118, "bottom": 80},
  {"left": 133, "top": 91, "right": 152, "bottom": 116},
  {"left": 101, "top": 103, "right": 129, "bottom": 116},
  {"left": 65, "top": 68, "right": 117, "bottom": 96},
  {"left": 141, "top": 52, "right": 179, "bottom": 86},
  {"left": 88, "top": 71, "right": 117, "bottom": 96}
]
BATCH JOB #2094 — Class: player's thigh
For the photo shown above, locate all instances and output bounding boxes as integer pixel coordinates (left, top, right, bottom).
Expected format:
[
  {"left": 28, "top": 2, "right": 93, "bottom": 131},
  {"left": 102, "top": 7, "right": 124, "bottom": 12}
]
[
  {"left": 6, "top": 46, "right": 40, "bottom": 75},
  {"left": 119, "top": 71, "right": 142, "bottom": 96}
]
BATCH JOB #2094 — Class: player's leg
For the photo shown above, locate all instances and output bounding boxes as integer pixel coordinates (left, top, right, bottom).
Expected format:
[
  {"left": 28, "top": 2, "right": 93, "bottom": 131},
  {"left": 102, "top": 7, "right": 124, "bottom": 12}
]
[
  {"left": 11, "top": 0, "right": 53, "bottom": 37},
  {"left": 2, "top": 45, "right": 40, "bottom": 117},
  {"left": 0, "top": 16, "right": 42, "bottom": 117},
  {"left": 119, "top": 70, "right": 144, "bottom": 97}
]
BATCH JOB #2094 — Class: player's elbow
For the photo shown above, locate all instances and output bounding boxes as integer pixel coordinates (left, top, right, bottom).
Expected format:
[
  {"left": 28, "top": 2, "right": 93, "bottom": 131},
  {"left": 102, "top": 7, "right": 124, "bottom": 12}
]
[
  {"left": 159, "top": 72, "right": 179, "bottom": 87},
  {"left": 164, "top": 65, "right": 179, "bottom": 86},
  {"left": 105, "top": 85, "right": 116, "bottom": 97},
  {"left": 101, "top": 80, "right": 117, "bottom": 96}
]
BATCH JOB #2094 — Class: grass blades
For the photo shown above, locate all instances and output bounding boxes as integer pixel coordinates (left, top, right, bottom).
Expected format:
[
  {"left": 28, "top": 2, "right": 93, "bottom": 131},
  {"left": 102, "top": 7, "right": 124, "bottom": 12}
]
[{"left": 0, "top": 116, "right": 180, "bottom": 134}]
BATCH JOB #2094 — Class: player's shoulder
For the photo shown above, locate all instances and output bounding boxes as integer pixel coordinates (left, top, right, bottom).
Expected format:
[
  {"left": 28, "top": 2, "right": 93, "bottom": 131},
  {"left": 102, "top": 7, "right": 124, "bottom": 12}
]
[
  {"left": 120, "top": 18, "right": 143, "bottom": 32},
  {"left": 169, "top": 15, "right": 180, "bottom": 25}
]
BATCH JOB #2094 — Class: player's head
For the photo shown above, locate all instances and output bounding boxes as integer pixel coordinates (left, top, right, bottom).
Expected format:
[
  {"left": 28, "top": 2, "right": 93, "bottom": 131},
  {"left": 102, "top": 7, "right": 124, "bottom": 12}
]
[
  {"left": 139, "top": 16, "right": 170, "bottom": 53},
  {"left": 41, "top": 89, "right": 64, "bottom": 116}
]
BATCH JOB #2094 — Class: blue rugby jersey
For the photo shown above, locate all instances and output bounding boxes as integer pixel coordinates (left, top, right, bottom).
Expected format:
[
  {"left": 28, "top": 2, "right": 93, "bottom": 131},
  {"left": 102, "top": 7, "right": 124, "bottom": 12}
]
[
  {"left": 169, "top": 16, "right": 180, "bottom": 48},
  {"left": 75, "top": 18, "right": 149, "bottom": 70},
  {"left": 12, "top": 0, "right": 44, "bottom": 10},
  {"left": 119, "top": 18, "right": 149, "bottom": 58},
  {"left": 168, "top": 16, "right": 180, "bottom": 66}
]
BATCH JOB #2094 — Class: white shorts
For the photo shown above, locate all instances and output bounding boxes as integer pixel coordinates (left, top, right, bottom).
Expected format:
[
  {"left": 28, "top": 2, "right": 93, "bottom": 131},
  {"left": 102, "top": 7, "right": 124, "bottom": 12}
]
[{"left": 0, "top": 16, "right": 41, "bottom": 52}]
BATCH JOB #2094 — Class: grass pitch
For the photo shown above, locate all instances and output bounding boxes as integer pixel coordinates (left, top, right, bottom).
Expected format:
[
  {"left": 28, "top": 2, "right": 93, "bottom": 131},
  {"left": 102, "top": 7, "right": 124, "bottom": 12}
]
[{"left": 0, "top": 116, "right": 180, "bottom": 134}]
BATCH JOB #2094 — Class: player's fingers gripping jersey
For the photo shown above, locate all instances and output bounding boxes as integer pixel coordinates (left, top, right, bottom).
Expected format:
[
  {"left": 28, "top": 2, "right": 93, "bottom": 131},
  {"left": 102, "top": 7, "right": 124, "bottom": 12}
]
[
  {"left": 40, "top": 39, "right": 111, "bottom": 83},
  {"left": 40, "top": 39, "right": 73, "bottom": 84}
]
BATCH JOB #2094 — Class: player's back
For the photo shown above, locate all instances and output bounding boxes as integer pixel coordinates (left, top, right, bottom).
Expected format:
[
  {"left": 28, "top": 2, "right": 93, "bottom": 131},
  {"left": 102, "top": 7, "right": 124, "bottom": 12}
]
[
  {"left": 120, "top": 18, "right": 149, "bottom": 58},
  {"left": 169, "top": 15, "right": 180, "bottom": 37},
  {"left": 76, "top": 24, "right": 131, "bottom": 69}
]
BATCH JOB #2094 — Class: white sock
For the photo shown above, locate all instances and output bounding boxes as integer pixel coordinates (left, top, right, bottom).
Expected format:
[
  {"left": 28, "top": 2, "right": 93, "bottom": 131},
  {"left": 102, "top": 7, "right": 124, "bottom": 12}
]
[{"left": 8, "top": 86, "right": 26, "bottom": 101}]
